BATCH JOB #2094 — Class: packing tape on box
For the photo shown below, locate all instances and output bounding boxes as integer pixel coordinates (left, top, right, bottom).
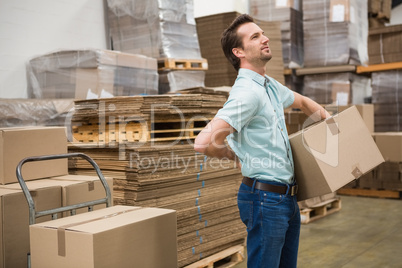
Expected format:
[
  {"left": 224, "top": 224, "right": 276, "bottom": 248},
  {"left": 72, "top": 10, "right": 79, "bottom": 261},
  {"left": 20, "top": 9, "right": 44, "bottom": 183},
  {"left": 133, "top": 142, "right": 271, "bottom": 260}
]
[
  {"left": 326, "top": 117, "right": 340, "bottom": 135},
  {"left": 57, "top": 207, "right": 143, "bottom": 257},
  {"left": 88, "top": 181, "right": 95, "bottom": 191}
]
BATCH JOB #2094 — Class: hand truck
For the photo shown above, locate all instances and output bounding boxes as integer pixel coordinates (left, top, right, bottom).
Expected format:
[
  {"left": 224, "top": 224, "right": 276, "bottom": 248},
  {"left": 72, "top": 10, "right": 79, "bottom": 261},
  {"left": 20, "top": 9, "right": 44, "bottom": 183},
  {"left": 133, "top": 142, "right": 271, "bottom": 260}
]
[{"left": 16, "top": 152, "right": 112, "bottom": 268}]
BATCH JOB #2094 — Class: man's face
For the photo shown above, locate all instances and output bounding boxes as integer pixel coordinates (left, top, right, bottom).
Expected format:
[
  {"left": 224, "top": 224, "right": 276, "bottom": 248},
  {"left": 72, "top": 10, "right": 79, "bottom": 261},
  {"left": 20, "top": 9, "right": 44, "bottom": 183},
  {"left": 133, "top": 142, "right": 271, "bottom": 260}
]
[{"left": 236, "top": 22, "right": 272, "bottom": 65}]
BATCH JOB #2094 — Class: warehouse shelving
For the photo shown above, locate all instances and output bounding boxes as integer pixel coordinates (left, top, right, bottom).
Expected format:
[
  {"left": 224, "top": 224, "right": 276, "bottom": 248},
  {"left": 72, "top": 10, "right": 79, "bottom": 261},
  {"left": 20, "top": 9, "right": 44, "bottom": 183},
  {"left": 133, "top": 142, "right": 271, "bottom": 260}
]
[{"left": 284, "top": 61, "right": 402, "bottom": 76}]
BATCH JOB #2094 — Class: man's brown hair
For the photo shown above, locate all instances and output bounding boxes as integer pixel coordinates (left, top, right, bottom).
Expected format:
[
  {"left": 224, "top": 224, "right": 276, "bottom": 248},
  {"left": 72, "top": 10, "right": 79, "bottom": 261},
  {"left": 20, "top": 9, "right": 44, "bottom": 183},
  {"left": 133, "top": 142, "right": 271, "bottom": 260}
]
[{"left": 221, "top": 14, "right": 254, "bottom": 71}]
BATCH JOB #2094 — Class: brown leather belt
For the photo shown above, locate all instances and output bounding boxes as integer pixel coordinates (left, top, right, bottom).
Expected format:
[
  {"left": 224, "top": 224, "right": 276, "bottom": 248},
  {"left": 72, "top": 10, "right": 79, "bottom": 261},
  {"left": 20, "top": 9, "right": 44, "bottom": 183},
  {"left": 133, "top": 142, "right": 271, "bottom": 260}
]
[{"left": 242, "top": 177, "right": 298, "bottom": 196}]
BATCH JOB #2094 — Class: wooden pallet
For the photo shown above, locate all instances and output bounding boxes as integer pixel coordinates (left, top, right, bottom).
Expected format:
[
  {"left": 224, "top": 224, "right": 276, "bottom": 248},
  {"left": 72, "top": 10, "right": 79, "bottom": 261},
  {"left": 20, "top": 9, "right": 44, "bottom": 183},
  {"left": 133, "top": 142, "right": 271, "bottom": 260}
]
[
  {"left": 158, "top": 58, "right": 208, "bottom": 71},
  {"left": 300, "top": 198, "right": 342, "bottom": 224},
  {"left": 337, "top": 188, "right": 402, "bottom": 199},
  {"left": 184, "top": 245, "right": 245, "bottom": 268},
  {"left": 72, "top": 116, "right": 211, "bottom": 144}
]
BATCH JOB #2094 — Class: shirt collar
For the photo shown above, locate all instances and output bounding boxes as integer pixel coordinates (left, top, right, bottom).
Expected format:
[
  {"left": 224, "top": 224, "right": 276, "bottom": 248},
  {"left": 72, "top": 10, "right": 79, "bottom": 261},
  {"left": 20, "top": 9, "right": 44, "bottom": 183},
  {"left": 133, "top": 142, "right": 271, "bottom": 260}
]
[{"left": 238, "top": 68, "right": 270, "bottom": 88}]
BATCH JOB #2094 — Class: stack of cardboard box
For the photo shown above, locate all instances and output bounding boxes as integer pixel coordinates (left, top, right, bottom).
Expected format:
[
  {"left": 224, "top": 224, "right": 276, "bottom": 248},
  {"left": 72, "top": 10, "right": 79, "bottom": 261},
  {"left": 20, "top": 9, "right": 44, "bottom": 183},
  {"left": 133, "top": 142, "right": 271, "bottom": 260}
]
[
  {"left": 299, "top": 0, "right": 371, "bottom": 106},
  {"left": 106, "top": 0, "right": 206, "bottom": 94},
  {"left": 368, "top": 24, "right": 402, "bottom": 64},
  {"left": 0, "top": 99, "right": 74, "bottom": 128},
  {"left": 250, "top": 0, "right": 304, "bottom": 69},
  {"left": 303, "top": 0, "right": 368, "bottom": 67},
  {"left": 195, "top": 12, "right": 285, "bottom": 87},
  {"left": 371, "top": 70, "right": 402, "bottom": 132},
  {"left": 68, "top": 90, "right": 247, "bottom": 267},
  {"left": 368, "top": 133, "right": 402, "bottom": 190},
  {"left": 303, "top": 72, "right": 372, "bottom": 105},
  {"left": 0, "top": 127, "right": 120, "bottom": 268},
  {"left": 27, "top": 49, "right": 159, "bottom": 99}
]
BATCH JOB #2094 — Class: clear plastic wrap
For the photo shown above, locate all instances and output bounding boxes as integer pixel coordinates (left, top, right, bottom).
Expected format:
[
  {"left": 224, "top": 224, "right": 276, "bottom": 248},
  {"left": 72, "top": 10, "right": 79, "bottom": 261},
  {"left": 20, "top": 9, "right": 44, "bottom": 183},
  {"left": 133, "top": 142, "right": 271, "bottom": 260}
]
[
  {"left": 26, "top": 49, "right": 159, "bottom": 99},
  {"left": 303, "top": 72, "right": 371, "bottom": 105},
  {"left": 0, "top": 99, "right": 74, "bottom": 127},
  {"left": 371, "top": 70, "right": 402, "bottom": 132},
  {"left": 158, "top": 70, "right": 205, "bottom": 94},
  {"left": 368, "top": 24, "right": 402, "bottom": 65},
  {"left": 250, "top": 0, "right": 304, "bottom": 68},
  {"left": 302, "top": 0, "right": 368, "bottom": 67},
  {"left": 106, "top": 0, "right": 201, "bottom": 59}
]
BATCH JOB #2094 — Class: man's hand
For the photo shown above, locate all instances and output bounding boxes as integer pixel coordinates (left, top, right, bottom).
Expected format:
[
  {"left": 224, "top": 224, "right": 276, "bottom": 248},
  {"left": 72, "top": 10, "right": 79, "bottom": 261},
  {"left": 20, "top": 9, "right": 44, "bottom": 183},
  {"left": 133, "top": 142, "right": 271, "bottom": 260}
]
[{"left": 194, "top": 117, "right": 237, "bottom": 161}]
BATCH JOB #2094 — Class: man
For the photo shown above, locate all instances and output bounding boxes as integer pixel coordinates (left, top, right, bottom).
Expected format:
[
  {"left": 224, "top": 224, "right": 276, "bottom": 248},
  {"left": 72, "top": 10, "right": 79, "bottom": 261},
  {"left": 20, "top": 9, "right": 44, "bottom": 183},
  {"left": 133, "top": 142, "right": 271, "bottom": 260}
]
[{"left": 194, "top": 14, "right": 330, "bottom": 268}]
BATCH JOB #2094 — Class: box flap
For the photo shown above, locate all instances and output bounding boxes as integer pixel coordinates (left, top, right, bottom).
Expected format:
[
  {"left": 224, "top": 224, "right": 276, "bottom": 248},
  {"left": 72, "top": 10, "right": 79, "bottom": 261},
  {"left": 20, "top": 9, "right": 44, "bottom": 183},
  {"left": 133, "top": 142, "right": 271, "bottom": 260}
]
[{"left": 32, "top": 205, "right": 140, "bottom": 229}]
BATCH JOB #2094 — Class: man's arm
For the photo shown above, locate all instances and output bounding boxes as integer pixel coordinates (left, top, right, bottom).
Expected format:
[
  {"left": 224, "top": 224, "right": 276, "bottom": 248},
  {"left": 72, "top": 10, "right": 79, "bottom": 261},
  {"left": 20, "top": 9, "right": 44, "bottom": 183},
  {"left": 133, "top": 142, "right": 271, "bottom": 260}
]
[
  {"left": 291, "top": 92, "right": 331, "bottom": 120},
  {"left": 194, "top": 117, "right": 237, "bottom": 161}
]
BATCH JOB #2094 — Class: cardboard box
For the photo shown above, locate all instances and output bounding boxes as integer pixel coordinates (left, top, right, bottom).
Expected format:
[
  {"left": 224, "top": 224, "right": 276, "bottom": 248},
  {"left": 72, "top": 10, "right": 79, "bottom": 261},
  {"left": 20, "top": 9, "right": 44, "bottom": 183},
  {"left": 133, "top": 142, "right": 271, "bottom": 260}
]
[
  {"left": 325, "top": 104, "right": 374, "bottom": 133},
  {"left": 30, "top": 205, "right": 177, "bottom": 268},
  {"left": 49, "top": 175, "right": 114, "bottom": 216},
  {"left": 0, "top": 127, "right": 68, "bottom": 185},
  {"left": 2, "top": 175, "right": 114, "bottom": 217},
  {"left": 0, "top": 182, "right": 62, "bottom": 268},
  {"left": 0, "top": 175, "right": 113, "bottom": 268},
  {"left": 289, "top": 106, "right": 384, "bottom": 201},
  {"left": 373, "top": 132, "right": 402, "bottom": 162}
]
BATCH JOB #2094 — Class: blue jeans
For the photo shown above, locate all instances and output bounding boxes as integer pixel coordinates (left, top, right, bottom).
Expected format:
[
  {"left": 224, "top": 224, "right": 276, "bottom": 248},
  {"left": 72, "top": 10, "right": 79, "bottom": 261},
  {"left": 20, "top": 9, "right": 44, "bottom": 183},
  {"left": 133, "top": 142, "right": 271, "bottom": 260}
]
[{"left": 237, "top": 180, "right": 301, "bottom": 268}]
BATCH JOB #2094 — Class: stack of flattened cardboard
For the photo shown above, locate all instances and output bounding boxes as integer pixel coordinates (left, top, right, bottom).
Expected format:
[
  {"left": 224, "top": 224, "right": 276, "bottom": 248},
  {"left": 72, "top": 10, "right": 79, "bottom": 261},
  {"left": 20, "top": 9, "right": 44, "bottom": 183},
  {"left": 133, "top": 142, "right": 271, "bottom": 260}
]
[
  {"left": 303, "top": 0, "right": 368, "bottom": 67},
  {"left": 195, "top": 12, "right": 285, "bottom": 87},
  {"left": 68, "top": 89, "right": 247, "bottom": 267},
  {"left": 371, "top": 70, "right": 402, "bottom": 132},
  {"left": 303, "top": 72, "right": 371, "bottom": 105},
  {"left": 26, "top": 49, "right": 158, "bottom": 99},
  {"left": 106, "top": 0, "right": 201, "bottom": 59},
  {"left": 250, "top": 0, "right": 304, "bottom": 68},
  {"left": 106, "top": 0, "right": 205, "bottom": 94},
  {"left": 368, "top": 24, "right": 402, "bottom": 64}
]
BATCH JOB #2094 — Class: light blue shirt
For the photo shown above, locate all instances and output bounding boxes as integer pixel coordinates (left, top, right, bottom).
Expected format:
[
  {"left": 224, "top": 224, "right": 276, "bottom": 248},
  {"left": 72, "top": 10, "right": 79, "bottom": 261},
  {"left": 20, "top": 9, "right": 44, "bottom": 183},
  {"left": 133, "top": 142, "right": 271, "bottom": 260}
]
[{"left": 216, "top": 68, "right": 295, "bottom": 184}]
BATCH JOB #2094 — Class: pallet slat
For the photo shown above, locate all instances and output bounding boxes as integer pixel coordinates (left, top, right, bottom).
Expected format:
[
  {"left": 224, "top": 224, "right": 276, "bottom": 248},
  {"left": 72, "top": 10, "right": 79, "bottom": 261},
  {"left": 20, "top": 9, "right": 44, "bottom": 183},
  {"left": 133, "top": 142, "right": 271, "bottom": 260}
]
[
  {"left": 158, "top": 58, "right": 208, "bottom": 71},
  {"left": 184, "top": 245, "right": 245, "bottom": 268}
]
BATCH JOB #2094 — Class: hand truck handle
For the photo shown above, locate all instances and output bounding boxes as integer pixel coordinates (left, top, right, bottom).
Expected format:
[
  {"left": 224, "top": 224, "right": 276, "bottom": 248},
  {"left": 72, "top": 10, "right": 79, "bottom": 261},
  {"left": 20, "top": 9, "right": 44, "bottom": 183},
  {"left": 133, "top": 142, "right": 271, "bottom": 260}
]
[{"left": 16, "top": 152, "right": 112, "bottom": 225}]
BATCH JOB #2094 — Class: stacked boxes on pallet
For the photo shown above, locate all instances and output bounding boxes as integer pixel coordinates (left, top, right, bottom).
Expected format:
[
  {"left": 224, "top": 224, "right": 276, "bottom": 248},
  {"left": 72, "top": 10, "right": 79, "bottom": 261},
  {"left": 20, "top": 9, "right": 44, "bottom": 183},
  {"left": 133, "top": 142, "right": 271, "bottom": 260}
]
[
  {"left": 250, "top": 0, "right": 304, "bottom": 69},
  {"left": 368, "top": 24, "right": 402, "bottom": 64},
  {"left": 195, "top": 12, "right": 285, "bottom": 87},
  {"left": 249, "top": 0, "right": 303, "bottom": 91},
  {"left": 353, "top": 133, "right": 402, "bottom": 191},
  {"left": 368, "top": 24, "right": 402, "bottom": 132},
  {"left": 303, "top": 0, "right": 368, "bottom": 67},
  {"left": 371, "top": 70, "right": 402, "bottom": 132},
  {"left": 68, "top": 89, "right": 247, "bottom": 267},
  {"left": 0, "top": 127, "right": 116, "bottom": 268},
  {"left": 26, "top": 49, "right": 158, "bottom": 99},
  {"left": 303, "top": 72, "right": 372, "bottom": 105},
  {"left": 106, "top": 0, "right": 206, "bottom": 93},
  {"left": 0, "top": 99, "right": 73, "bottom": 128}
]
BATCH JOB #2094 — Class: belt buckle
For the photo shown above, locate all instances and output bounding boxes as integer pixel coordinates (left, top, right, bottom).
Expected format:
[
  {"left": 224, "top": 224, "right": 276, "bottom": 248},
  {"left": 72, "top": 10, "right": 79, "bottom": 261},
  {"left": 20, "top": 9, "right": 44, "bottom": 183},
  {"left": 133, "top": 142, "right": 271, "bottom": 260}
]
[{"left": 290, "top": 185, "right": 298, "bottom": 196}]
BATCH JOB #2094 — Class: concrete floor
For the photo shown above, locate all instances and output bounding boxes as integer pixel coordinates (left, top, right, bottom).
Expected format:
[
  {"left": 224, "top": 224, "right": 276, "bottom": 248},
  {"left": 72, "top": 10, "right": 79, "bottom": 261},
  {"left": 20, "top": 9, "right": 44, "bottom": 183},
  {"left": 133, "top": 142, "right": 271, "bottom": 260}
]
[{"left": 234, "top": 195, "right": 402, "bottom": 268}]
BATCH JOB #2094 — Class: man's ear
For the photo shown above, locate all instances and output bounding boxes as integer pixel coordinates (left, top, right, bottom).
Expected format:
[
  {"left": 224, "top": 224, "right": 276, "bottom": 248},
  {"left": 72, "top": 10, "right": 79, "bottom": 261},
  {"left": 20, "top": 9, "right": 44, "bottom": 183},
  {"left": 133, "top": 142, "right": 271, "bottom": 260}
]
[{"left": 232, "top": 48, "right": 244, "bottom": 58}]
